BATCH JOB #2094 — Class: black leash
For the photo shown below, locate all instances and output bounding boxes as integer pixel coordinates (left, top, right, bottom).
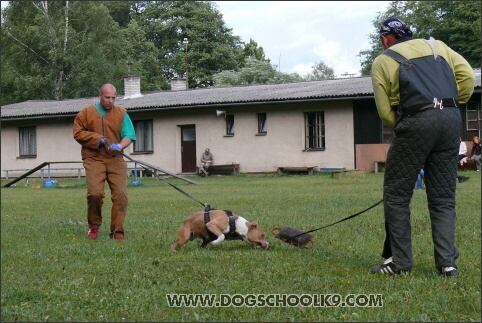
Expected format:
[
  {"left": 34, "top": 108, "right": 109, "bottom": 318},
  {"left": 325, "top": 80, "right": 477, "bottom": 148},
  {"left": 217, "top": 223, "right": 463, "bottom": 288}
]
[
  {"left": 123, "top": 152, "right": 207, "bottom": 208},
  {"left": 104, "top": 142, "right": 207, "bottom": 208},
  {"left": 287, "top": 199, "right": 383, "bottom": 241},
  {"left": 104, "top": 142, "right": 383, "bottom": 238}
]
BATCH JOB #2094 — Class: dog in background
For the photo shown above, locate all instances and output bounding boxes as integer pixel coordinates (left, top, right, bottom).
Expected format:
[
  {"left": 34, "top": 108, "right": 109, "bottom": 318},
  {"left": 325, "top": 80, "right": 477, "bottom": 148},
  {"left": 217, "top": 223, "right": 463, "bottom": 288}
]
[{"left": 171, "top": 209, "right": 270, "bottom": 250}]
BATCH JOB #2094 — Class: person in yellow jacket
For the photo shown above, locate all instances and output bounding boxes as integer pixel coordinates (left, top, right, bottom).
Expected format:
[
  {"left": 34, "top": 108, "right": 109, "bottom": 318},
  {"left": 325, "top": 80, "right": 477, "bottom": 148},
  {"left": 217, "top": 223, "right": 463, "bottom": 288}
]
[
  {"left": 73, "top": 84, "right": 137, "bottom": 241},
  {"left": 370, "top": 18, "right": 475, "bottom": 277}
]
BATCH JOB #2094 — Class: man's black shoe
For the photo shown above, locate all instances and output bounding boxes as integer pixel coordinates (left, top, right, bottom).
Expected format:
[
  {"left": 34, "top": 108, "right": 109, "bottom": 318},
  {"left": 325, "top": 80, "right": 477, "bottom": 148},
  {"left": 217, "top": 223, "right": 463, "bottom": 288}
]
[
  {"left": 440, "top": 266, "right": 459, "bottom": 277},
  {"left": 370, "top": 257, "right": 406, "bottom": 275}
]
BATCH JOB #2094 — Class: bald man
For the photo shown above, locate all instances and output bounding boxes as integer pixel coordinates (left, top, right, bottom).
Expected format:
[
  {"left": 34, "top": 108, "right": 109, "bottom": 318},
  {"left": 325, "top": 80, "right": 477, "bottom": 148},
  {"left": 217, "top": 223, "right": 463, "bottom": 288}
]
[{"left": 73, "top": 84, "right": 137, "bottom": 241}]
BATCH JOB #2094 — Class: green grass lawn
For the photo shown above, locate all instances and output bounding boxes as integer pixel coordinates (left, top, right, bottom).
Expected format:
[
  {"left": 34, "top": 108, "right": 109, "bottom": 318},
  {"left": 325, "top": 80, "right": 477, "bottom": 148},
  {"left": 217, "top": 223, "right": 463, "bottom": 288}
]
[{"left": 1, "top": 171, "right": 480, "bottom": 322}]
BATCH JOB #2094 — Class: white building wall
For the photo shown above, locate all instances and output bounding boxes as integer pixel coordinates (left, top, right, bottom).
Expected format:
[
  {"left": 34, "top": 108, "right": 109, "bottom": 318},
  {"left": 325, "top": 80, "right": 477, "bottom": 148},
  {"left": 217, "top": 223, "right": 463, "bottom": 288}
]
[{"left": 1, "top": 100, "right": 355, "bottom": 177}]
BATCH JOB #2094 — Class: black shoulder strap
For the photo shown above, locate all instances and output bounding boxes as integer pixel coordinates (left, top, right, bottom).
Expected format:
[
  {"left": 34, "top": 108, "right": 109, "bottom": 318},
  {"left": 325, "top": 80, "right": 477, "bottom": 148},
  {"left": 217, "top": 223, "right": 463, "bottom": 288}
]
[
  {"left": 203, "top": 205, "right": 219, "bottom": 241},
  {"left": 224, "top": 210, "right": 236, "bottom": 235},
  {"left": 383, "top": 49, "right": 413, "bottom": 69},
  {"left": 204, "top": 204, "right": 212, "bottom": 224}
]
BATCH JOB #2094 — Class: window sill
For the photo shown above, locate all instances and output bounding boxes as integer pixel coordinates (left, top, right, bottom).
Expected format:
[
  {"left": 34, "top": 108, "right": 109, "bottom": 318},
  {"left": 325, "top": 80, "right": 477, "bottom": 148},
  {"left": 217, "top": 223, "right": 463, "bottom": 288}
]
[
  {"left": 302, "top": 148, "right": 325, "bottom": 152},
  {"left": 17, "top": 155, "right": 37, "bottom": 159},
  {"left": 131, "top": 151, "right": 154, "bottom": 155}
]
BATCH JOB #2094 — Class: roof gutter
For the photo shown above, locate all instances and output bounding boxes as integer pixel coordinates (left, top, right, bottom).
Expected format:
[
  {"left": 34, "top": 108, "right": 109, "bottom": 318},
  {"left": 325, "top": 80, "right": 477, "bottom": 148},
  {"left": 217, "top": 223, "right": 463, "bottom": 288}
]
[{"left": 124, "top": 95, "right": 375, "bottom": 113}]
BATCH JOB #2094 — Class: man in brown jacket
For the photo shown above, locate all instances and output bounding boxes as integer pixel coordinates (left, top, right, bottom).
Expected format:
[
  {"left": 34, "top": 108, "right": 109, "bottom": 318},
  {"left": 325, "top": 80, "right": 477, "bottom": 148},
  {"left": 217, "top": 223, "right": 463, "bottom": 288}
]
[{"left": 73, "top": 84, "right": 137, "bottom": 241}]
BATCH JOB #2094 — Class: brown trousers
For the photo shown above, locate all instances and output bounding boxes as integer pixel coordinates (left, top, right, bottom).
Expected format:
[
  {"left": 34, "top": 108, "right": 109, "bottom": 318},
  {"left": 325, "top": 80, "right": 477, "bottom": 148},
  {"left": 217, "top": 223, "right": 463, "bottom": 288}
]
[{"left": 83, "top": 151, "right": 128, "bottom": 237}]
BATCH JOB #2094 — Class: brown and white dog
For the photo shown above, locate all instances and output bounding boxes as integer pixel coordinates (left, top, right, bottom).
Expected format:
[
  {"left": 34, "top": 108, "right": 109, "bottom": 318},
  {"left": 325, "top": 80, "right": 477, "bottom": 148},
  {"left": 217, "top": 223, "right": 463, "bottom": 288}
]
[{"left": 171, "top": 209, "right": 270, "bottom": 250}]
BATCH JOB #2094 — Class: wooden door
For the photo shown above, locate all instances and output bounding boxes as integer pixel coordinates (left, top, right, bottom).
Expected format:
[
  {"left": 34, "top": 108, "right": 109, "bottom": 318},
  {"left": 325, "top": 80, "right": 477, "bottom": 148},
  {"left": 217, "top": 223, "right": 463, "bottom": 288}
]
[{"left": 181, "top": 125, "right": 196, "bottom": 173}]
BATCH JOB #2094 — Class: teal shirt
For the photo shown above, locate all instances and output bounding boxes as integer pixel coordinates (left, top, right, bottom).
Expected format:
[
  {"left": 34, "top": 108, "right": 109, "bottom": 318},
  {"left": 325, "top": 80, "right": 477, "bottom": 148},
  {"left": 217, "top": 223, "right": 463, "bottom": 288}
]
[{"left": 95, "top": 103, "right": 136, "bottom": 141}]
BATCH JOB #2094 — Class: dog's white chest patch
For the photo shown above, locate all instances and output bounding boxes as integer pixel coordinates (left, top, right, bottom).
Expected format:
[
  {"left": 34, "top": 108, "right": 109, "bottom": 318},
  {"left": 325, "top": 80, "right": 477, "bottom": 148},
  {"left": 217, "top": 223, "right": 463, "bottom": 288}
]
[{"left": 230, "top": 217, "right": 248, "bottom": 236}]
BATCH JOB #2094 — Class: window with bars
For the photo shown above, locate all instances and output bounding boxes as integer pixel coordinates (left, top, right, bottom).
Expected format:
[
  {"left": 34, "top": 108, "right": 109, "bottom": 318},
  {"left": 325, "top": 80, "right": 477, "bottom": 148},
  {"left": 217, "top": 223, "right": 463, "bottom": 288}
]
[
  {"left": 466, "top": 101, "right": 481, "bottom": 139},
  {"left": 225, "top": 114, "right": 235, "bottom": 136},
  {"left": 304, "top": 112, "right": 325, "bottom": 150},
  {"left": 19, "top": 126, "right": 37, "bottom": 157},
  {"left": 257, "top": 113, "right": 267, "bottom": 134},
  {"left": 133, "top": 120, "right": 153, "bottom": 153}
]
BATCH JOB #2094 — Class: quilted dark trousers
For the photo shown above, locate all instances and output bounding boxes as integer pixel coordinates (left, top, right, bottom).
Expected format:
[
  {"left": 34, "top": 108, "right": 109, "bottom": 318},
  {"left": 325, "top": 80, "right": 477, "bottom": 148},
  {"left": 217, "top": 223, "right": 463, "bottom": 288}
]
[{"left": 382, "top": 107, "right": 461, "bottom": 272}]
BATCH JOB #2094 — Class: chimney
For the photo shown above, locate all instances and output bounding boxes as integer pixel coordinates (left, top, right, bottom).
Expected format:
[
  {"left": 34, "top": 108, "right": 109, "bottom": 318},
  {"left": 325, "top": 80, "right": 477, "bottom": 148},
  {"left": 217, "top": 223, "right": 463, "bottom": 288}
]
[
  {"left": 122, "top": 75, "right": 143, "bottom": 99},
  {"left": 170, "top": 77, "right": 188, "bottom": 91}
]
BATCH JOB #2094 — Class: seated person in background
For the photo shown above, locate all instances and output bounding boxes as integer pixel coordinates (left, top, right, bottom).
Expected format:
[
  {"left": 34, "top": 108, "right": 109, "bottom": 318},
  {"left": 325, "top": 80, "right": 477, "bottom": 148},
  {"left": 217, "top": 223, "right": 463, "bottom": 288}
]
[
  {"left": 458, "top": 138, "right": 470, "bottom": 183},
  {"left": 459, "top": 138, "right": 468, "bottom": 165},
  {"left": 470, "top": 136, "right": 481, "bottom": 171},
  {"left": 199, "top": 148, "right": 213, "bottom": 176}
]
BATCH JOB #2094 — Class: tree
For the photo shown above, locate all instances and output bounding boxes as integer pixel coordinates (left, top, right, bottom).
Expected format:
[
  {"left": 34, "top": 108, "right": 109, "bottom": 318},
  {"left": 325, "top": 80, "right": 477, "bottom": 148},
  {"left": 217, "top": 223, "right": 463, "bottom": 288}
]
[
  {"left": 359, "top": 1, "right": 481, "bottom": 76},
  {"left": 213, "top": 57, "right": 307, "bottom": 87},
  {"left": 273, "top": 71, "right": 304, "bottom": 84},
  {"left": 212, "top": 70, "right": 240, "bottom": 86},
  {"left": 238, "top": 57, "right": 277, "bottom": 84},
  {"left": 121, "top": 19, "right": 166, "bottom": 92},
  {"left": 213, "top": 58, "right": 275, "bottom": 86},
  {"left": 132, "top": 1, "right": 244, "bottom": 89},
  {"left": 1, "top": 0, "right": 248, "bottom": 103},
  {"left": 102, "top": 1, "right": 136, "bottom": 28},
  {"left": 304, "top": 61, "right": 335, "bottom": 81},
  {"left": 61, "top": 2, "right": 130, "bottom": 97},
  {"left": 1, "top": 0, "right": 341, "bottom": 104},
  {"left": 1, "top": 1, "right": 130, "bottom": 104},
  {"left": 242, "top": 39, "right": 270, "bottom": 63},
  {"left": 1, "top": 1, "right": 67, "bottom": 102}
]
